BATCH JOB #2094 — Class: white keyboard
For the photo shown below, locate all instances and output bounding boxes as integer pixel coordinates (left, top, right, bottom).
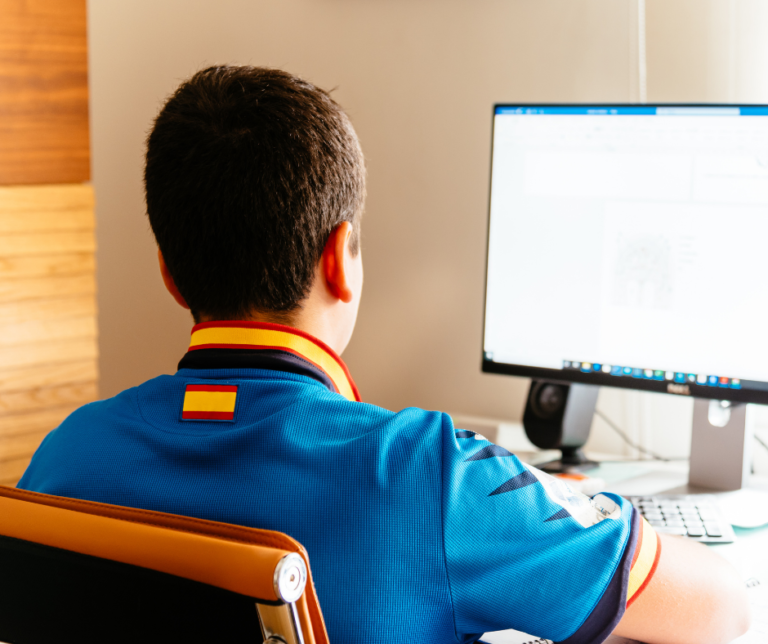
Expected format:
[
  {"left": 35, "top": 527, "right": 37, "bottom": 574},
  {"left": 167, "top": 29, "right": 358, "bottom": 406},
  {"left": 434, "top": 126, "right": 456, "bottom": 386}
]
[{"left": 628, "top": 495, "right": 735, "bottom": 543}]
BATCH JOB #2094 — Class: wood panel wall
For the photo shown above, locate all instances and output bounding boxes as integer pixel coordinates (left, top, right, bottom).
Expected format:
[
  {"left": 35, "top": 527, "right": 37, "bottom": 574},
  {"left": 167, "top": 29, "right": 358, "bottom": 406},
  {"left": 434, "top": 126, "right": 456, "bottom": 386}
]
[
  {"left": 0, "top": 0, "right": 90, "bottom": 185},
  {"left": 0, "top": 0, "right": 96, "bottom": 485}
]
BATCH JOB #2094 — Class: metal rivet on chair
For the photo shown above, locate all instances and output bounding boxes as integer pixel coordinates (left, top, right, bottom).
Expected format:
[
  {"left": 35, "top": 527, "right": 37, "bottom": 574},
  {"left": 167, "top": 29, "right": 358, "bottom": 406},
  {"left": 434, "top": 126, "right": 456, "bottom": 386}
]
[{"left": 273, "top": 553, "right": 307, "bottom": 604}]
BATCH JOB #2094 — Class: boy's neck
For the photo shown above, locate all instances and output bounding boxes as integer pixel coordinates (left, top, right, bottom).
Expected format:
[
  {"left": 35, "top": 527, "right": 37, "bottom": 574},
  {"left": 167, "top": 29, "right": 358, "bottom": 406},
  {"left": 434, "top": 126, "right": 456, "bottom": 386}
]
[
  {"left": 197, "top": 285, "right": 357, "bottom": 357},
  {"left": 193, "top": 235, "right": 362, "bottom": 357}
]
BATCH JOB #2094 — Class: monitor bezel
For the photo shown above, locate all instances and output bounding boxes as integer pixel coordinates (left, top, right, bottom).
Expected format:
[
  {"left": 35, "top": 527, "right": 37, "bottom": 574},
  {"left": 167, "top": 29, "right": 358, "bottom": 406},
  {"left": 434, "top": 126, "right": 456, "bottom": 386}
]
[{"left": 481, "top": 102, "right": 768, "bottom": 405}]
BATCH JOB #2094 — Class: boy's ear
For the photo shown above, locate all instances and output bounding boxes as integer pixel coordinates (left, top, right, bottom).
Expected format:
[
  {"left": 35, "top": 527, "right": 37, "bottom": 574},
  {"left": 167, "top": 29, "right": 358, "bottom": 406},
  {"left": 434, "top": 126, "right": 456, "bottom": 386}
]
[
  {"left": 322, "top": 222, "right": 355, "bottom": 303},
  {"left": 158, "top": 249, "right": 190, "bottom": 310}
]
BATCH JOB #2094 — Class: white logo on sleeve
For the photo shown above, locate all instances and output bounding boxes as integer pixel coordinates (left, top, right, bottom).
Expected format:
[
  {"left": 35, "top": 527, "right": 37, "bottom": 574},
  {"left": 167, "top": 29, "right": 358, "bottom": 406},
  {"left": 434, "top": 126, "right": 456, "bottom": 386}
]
[{"left": 525, "top": 464, "right": 621, "bottom": 527}]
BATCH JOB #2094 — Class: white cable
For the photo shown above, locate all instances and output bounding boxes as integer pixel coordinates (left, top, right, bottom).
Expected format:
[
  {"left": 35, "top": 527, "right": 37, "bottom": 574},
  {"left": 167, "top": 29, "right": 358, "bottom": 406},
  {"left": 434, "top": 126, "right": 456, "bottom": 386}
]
[{"left": 638, "top": 0, "right": 648, "bottom": 104}]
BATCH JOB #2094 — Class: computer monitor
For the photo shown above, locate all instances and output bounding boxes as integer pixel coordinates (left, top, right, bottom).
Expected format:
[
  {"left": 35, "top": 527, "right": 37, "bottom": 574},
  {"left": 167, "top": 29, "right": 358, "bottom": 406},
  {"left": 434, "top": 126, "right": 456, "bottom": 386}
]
[{"left": 482, "top": 104, "right": 768, "bottom": 489}]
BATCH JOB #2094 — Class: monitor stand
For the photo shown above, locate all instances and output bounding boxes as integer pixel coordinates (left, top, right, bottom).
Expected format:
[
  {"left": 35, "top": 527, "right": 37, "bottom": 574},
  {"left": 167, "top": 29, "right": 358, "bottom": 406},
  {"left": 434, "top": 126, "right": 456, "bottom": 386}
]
[
  {"left": 524, "top": 385, "right": 754, "bottom": 486},
  {"left": 689, "top": 398, "right": 754, "bottom": 491}
]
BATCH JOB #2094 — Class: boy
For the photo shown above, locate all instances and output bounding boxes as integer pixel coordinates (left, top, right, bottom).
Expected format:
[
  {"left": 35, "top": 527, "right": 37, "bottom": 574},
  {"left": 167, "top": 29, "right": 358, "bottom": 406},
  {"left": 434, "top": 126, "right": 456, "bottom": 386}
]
[{"left": 19, "top": 66, "right": 749, "bottom": 644}]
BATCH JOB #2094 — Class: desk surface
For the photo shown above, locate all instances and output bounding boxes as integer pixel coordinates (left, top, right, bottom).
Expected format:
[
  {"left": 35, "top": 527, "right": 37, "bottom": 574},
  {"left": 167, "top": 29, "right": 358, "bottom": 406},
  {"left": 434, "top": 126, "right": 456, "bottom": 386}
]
[
  {"left": 597, "top": 460, "right": 768, "bottom": 644},
  {"left": 592, "top": 460, "right": 768, "bottom": 582},
  {"left": 486, "top": 424, "right": 768, "bottom": 643},
  {"left": 483, "top": 454, "right": 768, "bottom": 644}
]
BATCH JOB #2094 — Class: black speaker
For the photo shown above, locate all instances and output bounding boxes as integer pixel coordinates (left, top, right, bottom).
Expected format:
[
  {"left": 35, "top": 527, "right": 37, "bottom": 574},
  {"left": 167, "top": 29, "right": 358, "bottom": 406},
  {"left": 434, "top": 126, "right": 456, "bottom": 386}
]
[{"left": 523, "top": 380, "right": 599, "bottom": 473}]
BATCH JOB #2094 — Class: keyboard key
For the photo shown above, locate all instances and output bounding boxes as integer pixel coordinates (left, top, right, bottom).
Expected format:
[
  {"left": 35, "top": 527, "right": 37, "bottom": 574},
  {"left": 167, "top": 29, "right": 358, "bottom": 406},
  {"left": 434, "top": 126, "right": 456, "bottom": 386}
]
[
  {"left": 665, "top": 519, "right": 685, "bottom": 528},
  {"left": 705, "top": 523, "right": 723, "bottom": 537},
  {"left": 656, "top": 526, "right": 687, "bottom": 536},
  {"left": 648, "top": 519, "right": 665, "bottom": 528},
  {"left": 686, "top": 526, "right": 705, "bottom": 537},
  {"left": 643, "top": 512, "right": 663, "bottom": 521}
]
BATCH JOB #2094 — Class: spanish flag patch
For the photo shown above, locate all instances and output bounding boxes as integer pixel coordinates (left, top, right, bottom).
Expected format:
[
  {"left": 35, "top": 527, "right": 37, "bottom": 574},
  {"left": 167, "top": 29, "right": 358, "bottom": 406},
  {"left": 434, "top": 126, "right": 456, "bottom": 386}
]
[{"left": 181, "top": 384, "right": 238, "bottom": 421}]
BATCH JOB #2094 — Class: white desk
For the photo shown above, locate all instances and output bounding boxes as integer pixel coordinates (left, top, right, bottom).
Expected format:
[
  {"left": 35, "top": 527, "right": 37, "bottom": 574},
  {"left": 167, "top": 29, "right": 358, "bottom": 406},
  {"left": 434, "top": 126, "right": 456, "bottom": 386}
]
[
  {"left": 484, "top": 436, "right": 768, "bottom": 644},
  {"left": 589, "top": 459, "right": 768, "bottom": 579},
  {"left": 596, "top": 460, "right": 768, "bottom": 644},
  {"left": 493, "top": 421, "right": 768, "bottom": 572}
]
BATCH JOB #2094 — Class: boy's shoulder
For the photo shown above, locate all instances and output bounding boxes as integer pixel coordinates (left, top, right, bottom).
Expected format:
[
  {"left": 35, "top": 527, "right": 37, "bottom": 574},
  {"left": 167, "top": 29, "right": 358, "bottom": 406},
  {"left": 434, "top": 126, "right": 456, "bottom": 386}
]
[
  {"left": 42, "top": 369, "right": 455, "bottom": 452},
  {"left": 18, "top": 368, "right": 458, "bottom": 511}
]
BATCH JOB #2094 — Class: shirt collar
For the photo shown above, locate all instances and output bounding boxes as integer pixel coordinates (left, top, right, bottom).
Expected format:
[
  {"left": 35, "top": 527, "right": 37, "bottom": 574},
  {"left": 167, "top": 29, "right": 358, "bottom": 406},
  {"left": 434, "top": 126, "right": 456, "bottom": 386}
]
[{"left": 178, "top": 320, "right": 361, "bottom": 402}]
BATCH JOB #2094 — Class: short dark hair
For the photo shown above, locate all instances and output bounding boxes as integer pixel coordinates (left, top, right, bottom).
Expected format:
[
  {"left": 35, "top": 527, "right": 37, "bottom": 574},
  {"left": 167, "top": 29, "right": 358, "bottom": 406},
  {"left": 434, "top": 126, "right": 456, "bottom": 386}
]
[{"left": 145, "top": 65, "right": 365, "bottom": 321}]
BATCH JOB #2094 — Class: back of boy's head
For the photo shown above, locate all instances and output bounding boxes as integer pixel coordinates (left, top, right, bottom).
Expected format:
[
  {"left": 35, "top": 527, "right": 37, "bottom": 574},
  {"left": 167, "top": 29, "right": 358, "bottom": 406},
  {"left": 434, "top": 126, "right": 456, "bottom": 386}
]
[{"left": 145, "top": 65, "right": 366, "bottom": 323}]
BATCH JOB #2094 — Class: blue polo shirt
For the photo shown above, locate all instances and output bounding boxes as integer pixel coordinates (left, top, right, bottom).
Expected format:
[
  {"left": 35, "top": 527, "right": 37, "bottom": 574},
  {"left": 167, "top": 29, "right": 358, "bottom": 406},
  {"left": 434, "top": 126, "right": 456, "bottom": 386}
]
[{"left": 18, "top": 321, "right": 659, "bottom": 644}]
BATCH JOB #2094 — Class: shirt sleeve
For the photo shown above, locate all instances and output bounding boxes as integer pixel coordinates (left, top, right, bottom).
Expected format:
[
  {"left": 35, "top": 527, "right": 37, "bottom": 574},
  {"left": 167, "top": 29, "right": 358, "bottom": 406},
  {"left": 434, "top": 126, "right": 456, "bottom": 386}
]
[{"left": 440, "top": 419, "right": 660, "bottom": 643}]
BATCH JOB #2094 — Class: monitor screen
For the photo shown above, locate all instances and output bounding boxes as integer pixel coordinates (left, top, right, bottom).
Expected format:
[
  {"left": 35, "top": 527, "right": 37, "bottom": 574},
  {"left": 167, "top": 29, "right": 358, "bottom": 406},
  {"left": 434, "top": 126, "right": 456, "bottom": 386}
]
[{"left": 483, "top": 105, "right": 768, "bottom": 404}]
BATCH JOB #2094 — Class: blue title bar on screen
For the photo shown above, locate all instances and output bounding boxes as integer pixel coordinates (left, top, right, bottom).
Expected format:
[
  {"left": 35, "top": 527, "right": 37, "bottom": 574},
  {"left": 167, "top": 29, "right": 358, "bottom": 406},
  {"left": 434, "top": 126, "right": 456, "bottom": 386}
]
[{"left": 494, "top": 106, "right": 768, "bottom": 116}]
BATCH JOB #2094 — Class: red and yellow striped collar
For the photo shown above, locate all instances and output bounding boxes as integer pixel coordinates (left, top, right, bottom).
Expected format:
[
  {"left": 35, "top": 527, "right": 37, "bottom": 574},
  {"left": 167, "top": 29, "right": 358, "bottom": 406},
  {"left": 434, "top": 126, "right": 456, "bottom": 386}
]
[{"left": 188, "top": 321, "right": 361, "bottom": 402}]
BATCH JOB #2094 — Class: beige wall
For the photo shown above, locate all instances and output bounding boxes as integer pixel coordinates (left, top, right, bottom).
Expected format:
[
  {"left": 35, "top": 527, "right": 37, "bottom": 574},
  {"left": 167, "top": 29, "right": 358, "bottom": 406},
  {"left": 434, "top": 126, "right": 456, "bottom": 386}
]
[
  {"left": 646, "top": 0, "right": 768, "bottom": 104},
  {"left": 90, "top": 1, "right": 768, "bottom": 465},
  {"left": 590, "top": 0, "right": 768, "bottom": 463},
  {"left": 90, "top": 0, "right": 639, "bottom": 419}
]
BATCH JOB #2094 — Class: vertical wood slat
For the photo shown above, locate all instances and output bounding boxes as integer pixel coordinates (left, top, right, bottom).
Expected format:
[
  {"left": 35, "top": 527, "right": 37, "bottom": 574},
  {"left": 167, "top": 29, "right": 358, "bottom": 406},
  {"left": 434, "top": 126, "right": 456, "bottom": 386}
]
[
  {"left": 0, "top": 0, "right": 90, "bottom": 185},
  {"left": 0, "top": 184, "right": 97, "bottom": 483}
]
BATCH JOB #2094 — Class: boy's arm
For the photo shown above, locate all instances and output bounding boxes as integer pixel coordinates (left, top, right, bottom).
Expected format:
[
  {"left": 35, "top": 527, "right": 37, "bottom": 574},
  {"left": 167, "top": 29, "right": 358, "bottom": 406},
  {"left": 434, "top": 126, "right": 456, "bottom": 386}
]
[{"left": 613, "top": 534, "right": 751, "bottom": 644}]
